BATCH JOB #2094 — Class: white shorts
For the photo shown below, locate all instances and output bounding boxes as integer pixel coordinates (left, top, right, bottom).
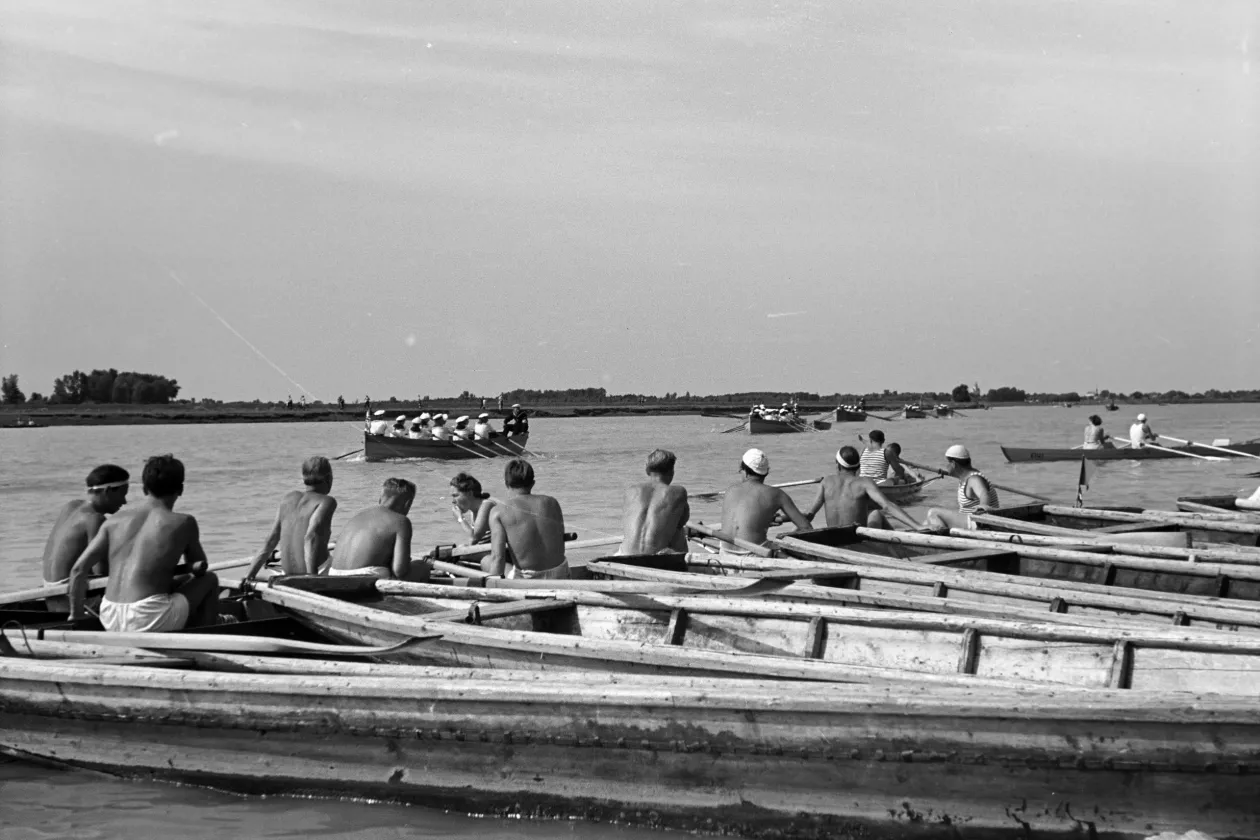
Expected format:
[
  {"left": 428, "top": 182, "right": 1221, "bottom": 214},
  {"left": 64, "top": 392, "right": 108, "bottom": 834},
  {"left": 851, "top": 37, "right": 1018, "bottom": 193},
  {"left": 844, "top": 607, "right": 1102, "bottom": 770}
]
[
  {"left": 100, "top": 593, "right": 190, "bottom": 633},
  {"left": 327, "top": 566, "right": 393, "bottom": 579},
  {"left": 507, "top": 560, "right": 570, "bottom": 580}
]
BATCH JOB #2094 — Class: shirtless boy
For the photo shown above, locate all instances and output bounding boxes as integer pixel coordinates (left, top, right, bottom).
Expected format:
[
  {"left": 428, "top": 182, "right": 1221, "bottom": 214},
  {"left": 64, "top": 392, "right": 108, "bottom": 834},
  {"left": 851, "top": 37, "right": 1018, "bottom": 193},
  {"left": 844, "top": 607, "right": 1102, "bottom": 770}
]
[
  {"left": 804, "top": 447, "right": 923, "bottom": 530},
  {"left": 487, "top": 458, "right": 568, "bottom": 578},
  {"left": 327, "top": 477, "right": 425, "bottom": 580},
  {"left": 617, "top": 449, "right": 689, "bottom": 555},
  {"left": 245, "top": 455, "right": 338, "bottom": 579},
  {"left": 42, "top": 464, "right": 130, "bottom": 586},
  {"left": 718, "top": 448, "right": 811, "bottom": 554},
  {"left": 68, "top": 454, "right": 220, "bottom": 632}
]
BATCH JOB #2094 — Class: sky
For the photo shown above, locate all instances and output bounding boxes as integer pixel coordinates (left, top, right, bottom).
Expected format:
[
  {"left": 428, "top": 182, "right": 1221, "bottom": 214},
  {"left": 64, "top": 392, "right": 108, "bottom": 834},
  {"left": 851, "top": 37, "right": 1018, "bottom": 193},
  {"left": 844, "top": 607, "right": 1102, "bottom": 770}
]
[{"left": 1, "top": 0, "right": 1257, "bottom": 401}]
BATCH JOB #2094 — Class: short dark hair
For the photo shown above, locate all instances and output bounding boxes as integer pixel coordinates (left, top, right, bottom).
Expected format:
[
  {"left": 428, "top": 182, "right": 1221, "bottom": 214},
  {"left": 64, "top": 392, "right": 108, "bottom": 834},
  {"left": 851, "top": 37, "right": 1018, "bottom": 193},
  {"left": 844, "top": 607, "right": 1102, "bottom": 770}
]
[
  {"left": 886, "top": 442, "right": 902, "bottom": 455},
  {"left": 948, "top": 457, "right": 973, "bottom": 469},
  {"left": 1089, "top": 414, "right": 1101, "bottom": 425},
  {"left": 504, "top": 458, "right": 535, "bottom": 489},
  {"left": 142, "top": 454, "right": 184, "bottom": 497},
  {"left": 302, "top": 455, "right": 332, "bottom": 486},
  {"left": 382, "top": 477, "right": 416, "bottom": 500},
  {"left": 837, "top": 446, "right": 860, "bottom": 469},
  {"left": 869, "top": 429, "right": 885, "bottom": 444},
  {"left": 85, "top": 464, "right": 129, "bottom": 489},
  {"left": 450, "top": 472, "right": 488, "bottom": 499},
  {"left": 645, "top": 449, "right": 676, "bottom": 475}
]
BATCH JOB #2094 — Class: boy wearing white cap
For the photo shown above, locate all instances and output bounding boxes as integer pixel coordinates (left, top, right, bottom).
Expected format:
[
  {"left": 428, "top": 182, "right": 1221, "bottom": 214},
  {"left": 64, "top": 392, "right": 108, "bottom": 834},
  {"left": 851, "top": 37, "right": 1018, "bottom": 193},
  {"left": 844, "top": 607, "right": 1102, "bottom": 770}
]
[
  {"left": 717, "top": 448, "right": 812, "bottom": 554},
  {"left": 473, "top": 413, "right": 496, "bottom": 440},
  {"left": 452, "top": 416, "right": 473, "bottom": 440},
  {"left": 368, "top": 409, "right": 390, "bottom": 436},
  {"left": 925, "top": 445, "right": 1000, "bottom": 531},
  {"left": 1129, "top": 413, "right": 1157, "bottom": 448},
  {"left": 803, "top": 446, "right": 923, "bottom": 530},
  {"left": 410, "top": 413, "right": 433, "bottom": 440},
  {"left": 431, "top": 414, "right": 452, "bottom": 441}
]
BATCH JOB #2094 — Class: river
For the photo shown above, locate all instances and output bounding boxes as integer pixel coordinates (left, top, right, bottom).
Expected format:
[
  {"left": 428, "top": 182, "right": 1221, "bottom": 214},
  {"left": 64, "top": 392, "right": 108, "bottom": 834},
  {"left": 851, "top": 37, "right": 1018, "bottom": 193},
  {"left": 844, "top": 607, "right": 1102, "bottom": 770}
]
[{"left": 2, "top": 407, "right": 1259, "bottom": 835}]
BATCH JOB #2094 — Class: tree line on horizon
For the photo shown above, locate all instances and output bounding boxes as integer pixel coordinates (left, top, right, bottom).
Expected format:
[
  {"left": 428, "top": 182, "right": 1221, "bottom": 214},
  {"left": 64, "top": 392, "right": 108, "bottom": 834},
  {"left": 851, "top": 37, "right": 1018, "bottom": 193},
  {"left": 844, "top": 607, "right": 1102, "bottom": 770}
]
[{"left": 2, "top": 374, "right": 1257, "bottom": 408}]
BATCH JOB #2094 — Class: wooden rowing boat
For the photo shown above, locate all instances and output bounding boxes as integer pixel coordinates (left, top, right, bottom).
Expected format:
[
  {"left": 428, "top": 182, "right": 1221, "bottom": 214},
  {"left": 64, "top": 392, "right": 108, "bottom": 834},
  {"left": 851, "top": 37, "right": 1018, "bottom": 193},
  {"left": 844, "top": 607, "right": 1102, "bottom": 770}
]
[
  {"left": 1001, "top": 439, "right": 1260, "bottom": 462},
  {"left": 833, "top": 406, "right": 865, "bottom": 422},
  {"left": 811, "top": 418, "right": 832, "bottom": 430},
  {"left": 875, "top": 471, "right": 931, "bottom": 501},
  {"left": 363, "top": 432, "right": 530, "bottom": 461},
  {"left": 4, "top": 655, "right": 1255, "bottom": 838},
  {"left": 748, "top": 415, "right": 804, "bottom": 434},
  {"left": 1177, "top": 493, "right": 1260, "bottom": 517},
  {"left": 980, "top": 502, "right": 1260, "bottom": 548},
  {"left": 259, "top": 576, "right": 1260, "bottom": 694},
  {"left": 901, "top": 404, "right": 927, "bottom": 419}
]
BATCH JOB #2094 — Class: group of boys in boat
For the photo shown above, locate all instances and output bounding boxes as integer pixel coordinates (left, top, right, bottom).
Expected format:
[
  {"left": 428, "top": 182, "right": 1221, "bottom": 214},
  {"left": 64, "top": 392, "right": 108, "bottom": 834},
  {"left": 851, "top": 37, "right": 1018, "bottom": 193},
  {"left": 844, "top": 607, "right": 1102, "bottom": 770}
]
[
  {"left": 748, "top": 403, "right": 800, "bottom": 422},
  {"left": 366, "top": 404, "right": 530, "bottom": 441},
  {"left": 61, "top": 424, "right": 1246, "bottom": 634}
]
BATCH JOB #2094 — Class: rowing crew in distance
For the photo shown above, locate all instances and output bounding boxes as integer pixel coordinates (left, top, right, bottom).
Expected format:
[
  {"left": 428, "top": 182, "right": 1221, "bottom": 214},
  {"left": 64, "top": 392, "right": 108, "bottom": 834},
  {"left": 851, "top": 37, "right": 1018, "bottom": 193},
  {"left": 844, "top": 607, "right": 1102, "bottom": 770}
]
[{"left": 366, "top": 403, "right": 530, "bottom": 441}]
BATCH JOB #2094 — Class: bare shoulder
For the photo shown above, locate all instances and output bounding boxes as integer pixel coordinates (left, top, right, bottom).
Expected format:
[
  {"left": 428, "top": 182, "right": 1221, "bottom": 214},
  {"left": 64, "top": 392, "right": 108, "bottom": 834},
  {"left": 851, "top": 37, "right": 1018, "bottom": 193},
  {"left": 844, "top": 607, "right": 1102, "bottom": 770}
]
[{"left": 666, "top": 484, "right": 688, "bottom": 500}]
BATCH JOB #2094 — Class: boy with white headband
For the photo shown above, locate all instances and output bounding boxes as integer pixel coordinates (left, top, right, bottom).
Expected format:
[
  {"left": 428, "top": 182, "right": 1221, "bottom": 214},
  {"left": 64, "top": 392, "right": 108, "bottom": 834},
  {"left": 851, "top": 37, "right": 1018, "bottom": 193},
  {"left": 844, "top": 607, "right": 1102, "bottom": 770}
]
[
  {"left": 41, "top": 464, "right": 131, "bottom": 586},
  {"left": 803, "top": 446, "right": 923, "bottom": 530}
]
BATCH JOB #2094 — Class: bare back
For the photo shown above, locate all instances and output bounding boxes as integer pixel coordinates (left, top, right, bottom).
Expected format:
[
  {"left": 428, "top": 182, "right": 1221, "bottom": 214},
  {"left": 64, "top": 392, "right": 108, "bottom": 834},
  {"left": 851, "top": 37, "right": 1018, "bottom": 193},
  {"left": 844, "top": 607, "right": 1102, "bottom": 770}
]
[
  {"left": 815, "top": 473, "right": 880, "bottom": 527},
  {"left": 42, "top": 500, "right": 106, "bottom": 583},
  {"left": 99, "top": 504, "right": 205, "bottom": 604},
  {"left": 721, "top": 481, "right": 809, "bottom": 546},
  {"left": 490, "top": 494, "right": 566, "bottom": 573},
  {"left": 275, "top": 489, "right": 337, "bottom": 575},
  {"left": 331, "top": 506, "right": 411, "bottom": 579},
  {"left": 618, "top": 482, "right": 689, "bottom": 555}
]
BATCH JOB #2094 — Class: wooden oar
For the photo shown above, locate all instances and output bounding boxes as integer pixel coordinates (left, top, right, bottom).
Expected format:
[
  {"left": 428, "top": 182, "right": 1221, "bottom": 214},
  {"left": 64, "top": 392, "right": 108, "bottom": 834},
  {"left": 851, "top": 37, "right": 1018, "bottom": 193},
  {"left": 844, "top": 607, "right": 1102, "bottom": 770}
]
[
  {"left": 865, "top": 411, "right": 900, "bottom": 422},
  {"left": 1158, "top": 435, "right": 1260, "bottom": 462},
  {"left": 450, "top": 440, "right": 493, "bottom": 459},
  {"left": 8, "top": 628, "right": 442, "bottom": 657},
  {"left": 692, "top": 477, "right": 823, "bottom": 502},
  {"left": 719, "top": 419, "right": 750, "bottom": 434},
  {"left": 426, "top": 535, "right": 622, "bottom": 562},
  {"left": 0, "top": 555, "right": 257, "bottom": 608},
  {"left": 1138, "top": 442, "right": 1226, "bottom": 462},
  {"left": 897, "top": 457, "right": 1055, "bottom": 503},
  {"left": 685, "top": 522, "right": 775, "bottom": 557},
  {"left": 333, "top": 447, "right": 363, "bottom": 460}
]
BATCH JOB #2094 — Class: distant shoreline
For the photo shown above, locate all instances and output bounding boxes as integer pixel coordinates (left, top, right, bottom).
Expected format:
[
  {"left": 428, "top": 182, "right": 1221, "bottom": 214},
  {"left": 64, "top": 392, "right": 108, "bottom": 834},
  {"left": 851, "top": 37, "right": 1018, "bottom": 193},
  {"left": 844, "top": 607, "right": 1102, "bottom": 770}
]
[{"left": 0, "top": 400, "right": 1242, "bottom": 428}]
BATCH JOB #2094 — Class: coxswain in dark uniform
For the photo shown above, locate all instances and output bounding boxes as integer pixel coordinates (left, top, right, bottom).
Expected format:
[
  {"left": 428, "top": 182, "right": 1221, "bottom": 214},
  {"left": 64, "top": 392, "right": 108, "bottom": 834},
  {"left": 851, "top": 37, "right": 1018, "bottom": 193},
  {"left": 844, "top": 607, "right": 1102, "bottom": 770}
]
[{"left": 503, "top": 404, "right": 529, "bottom": 437}]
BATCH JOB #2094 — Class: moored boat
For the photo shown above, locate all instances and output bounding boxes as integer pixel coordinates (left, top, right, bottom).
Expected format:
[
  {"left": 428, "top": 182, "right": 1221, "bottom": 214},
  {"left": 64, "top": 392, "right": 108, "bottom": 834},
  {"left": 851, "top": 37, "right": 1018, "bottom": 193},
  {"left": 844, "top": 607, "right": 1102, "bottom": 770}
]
[
  {"left": 1001, "top": 439, "right": 1260, "bottom": 462},
  {"left": 363, "top": 432, "right": 530, "bottom": 461},
  {"left": 4, "top": 652, "right": 1255, "bottom": 839}
]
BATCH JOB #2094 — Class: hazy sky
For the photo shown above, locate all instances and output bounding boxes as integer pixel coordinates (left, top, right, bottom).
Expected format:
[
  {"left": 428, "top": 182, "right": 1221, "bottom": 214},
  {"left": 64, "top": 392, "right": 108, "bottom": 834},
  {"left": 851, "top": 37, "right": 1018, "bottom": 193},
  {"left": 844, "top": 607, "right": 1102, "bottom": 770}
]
[{"left": 1, "top": 0, "right": 1256, "bottom": 400}]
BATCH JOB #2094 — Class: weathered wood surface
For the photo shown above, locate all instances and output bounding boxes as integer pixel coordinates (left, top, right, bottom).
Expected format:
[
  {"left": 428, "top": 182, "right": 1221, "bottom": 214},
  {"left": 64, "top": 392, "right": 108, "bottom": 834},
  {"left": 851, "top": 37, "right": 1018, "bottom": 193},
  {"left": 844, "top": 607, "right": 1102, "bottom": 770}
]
[
  {"left": 260, "top": 578, "right": 1260, "bottom": 694},
  {"left": 0, "top": 556, "right": 254, "bottom": 608},
  {"left": 769, "top": 537, "right": 1260, "bottom": 631},
  {"left": 2, "top": 657, "right": 1258, "bottom": 839},
  {"left": 959, "top": 520, "right": 1260, "bottom": 565},
  {"left": 842, "top": 527, "right": 1260, "bottom": 601}
]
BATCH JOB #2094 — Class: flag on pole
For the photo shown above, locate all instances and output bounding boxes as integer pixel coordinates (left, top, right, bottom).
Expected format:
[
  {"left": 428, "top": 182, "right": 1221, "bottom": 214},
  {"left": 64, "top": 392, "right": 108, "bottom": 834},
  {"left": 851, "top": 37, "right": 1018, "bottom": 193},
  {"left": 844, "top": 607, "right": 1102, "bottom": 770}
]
[{"left": 1074, "top": 454, "right": 1093, "bottom": 507}]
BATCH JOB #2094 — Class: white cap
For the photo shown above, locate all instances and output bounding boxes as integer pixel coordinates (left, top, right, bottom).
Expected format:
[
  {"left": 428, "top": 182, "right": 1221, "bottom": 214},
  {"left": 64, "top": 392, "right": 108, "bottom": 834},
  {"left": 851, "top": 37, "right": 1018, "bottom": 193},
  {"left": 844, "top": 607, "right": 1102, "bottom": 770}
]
[
  {"left": 455, "top": 415, "right": 469, "bottom": 424},
  {"left": 741, "top": 448, "right": 770, "bottom": 476},
  {"left": 478, "top": 413, "right": 489, "bottom": 419},
  {"left": 1136, "top": 413, "right": 1146, "bottom": 421},
  {"left": 418, "top": 412, "right": 431, "bottom": 421},
  {"left": 395, "top": 415, "right": 407, "bottom": 422},
  {"left": 512, "top": 403, "right": 521, "bottom": 409},
  {"left": 945, "top": 444, "right": 970, "bottom": 460},
  {"left": 835, "top": 449, "right": 860, "bottom": 469},
  {"left": 373, "top": 409, "right": 386, "bottom": 416},
  {"left": 411, "top": 416, "right": 423, "bottom": 424}
]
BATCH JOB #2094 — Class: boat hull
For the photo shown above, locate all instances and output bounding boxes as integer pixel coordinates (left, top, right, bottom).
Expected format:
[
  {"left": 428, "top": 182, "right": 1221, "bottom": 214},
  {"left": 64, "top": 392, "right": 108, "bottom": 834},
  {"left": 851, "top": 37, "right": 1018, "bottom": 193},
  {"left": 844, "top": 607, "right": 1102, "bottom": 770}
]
[
  {"left": 748, "top": 416, "right": 803, "bottom": 434},
  {"left": 833, "top": 408, "right": 866, "bottom": 422},
  {"left": 4, "top": 659, "right": 1257, "bottom": 839},
  {"left": 363, "top": 432, "right": 530, "bottom": 461},
  {"left": 1002, "top": 441, "right": 1260, "bottom": 463}
]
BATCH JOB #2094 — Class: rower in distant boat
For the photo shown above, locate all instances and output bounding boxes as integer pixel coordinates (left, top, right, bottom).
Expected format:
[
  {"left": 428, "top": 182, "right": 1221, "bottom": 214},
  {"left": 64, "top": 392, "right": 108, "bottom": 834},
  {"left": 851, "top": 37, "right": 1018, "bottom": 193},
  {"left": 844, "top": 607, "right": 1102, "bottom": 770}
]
[
  {"left": 803, "top": 447, "right": 923, "bottom": 530},
  {"left": 327, "top": 478, "right": 427, "bottom": 580},
  {"left": 368, "top": 409, "right": 390, "bottom": 436},
  {"left": 924, "top": 445, "right": 1000, "bottom": 531},
  {"left": 718, "top": 448, "right": 811, "bottom": 555},
  {"left": 42, "top": 464, "right": 131, "bottom": 587},
  {"left": 859, "top": 430, "right": 906, "bottom": 481},
  {"left": 431, "top": 414, "right": 452, "bottom": 441},
  {"left": 473, "top": 412, "right": 497, "bottom": 440},
  {"left": 1129, "top": 413, "right": 1158, "bottom": 448},
  {"left": 1083, "top": 414, "right": 1114, "bottom": 449},
  {"left": 410, "top": 413, "right": 433, "bottom": 439},
  {"left": 452, "top": 416, "right": 473, "bottom": 440},
  {"left": 391, "top": 415, "right": 408, "bottom": 436},
  {"left": 883, "top": 442, "right": 912, "bottom": 484},
  {"left": 503, "top": 404, "right": 530, "bottom": 437}
]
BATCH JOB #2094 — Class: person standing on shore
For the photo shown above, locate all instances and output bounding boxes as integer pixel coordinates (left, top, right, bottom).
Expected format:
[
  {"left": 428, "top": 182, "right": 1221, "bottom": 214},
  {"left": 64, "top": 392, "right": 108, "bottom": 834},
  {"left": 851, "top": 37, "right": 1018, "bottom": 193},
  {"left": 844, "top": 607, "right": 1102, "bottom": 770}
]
[
  {"left": 41, "top": 464, "right": 131, "bottom": 586},
  {"left": 718, "top": 448, "right": 811, "bottom": 554},
  {"left": 244, "top": 456, "right": 338, "bottom": 579},
  {"left": 486, "top": 459, "right": 569, "bottom": 579},
  {"left": 68, "top": 454, "right": 221, "bottom": 632},
  {"left": 924, "top": 445, "right": 1001, "bottom": 531},
  {"left": 617, "top": 449, "right": 690, "bottom": 555}
]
